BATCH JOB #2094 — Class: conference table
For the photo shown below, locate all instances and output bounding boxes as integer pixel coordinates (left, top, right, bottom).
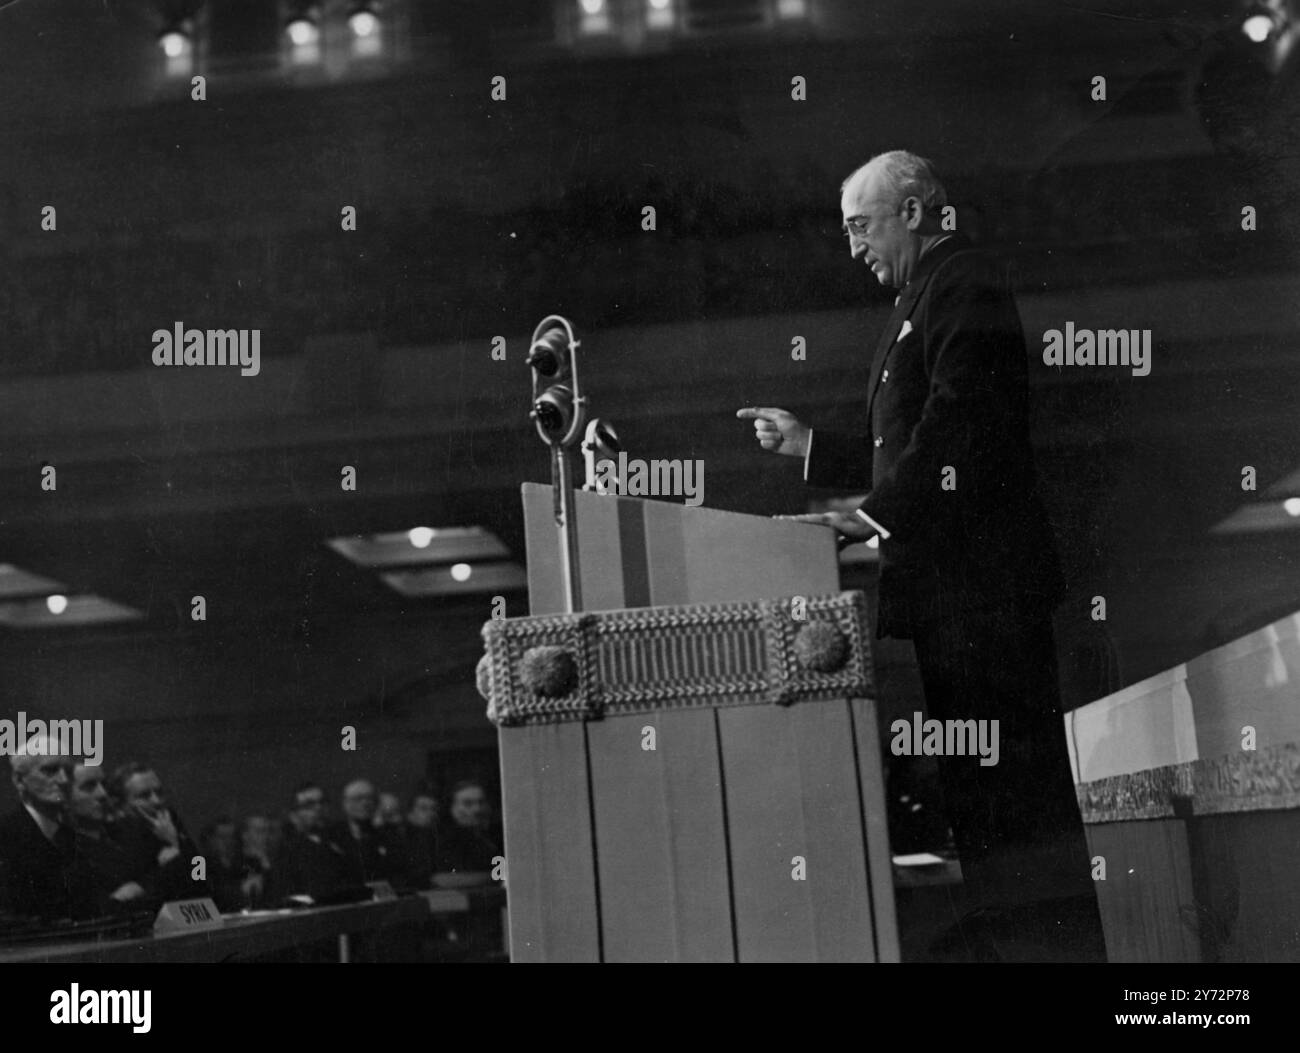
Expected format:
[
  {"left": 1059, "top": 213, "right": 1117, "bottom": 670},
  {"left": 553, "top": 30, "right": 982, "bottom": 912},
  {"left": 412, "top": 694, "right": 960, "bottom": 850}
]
[{"left": 0, "top": 889, "right": 500, "bottom": 964}]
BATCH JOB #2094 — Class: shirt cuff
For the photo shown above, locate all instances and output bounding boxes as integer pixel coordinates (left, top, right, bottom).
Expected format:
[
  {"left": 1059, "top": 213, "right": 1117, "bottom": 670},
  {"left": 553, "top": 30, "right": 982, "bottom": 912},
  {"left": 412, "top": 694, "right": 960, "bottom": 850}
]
[{"left": 855, "top": 507, "right": 891, "bottom": 540}]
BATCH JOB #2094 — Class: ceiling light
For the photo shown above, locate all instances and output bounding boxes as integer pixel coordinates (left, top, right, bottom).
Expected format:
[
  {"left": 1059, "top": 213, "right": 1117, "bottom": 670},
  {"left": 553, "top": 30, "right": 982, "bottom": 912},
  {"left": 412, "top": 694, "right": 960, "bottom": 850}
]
[
  {"left": 0, "top": 564, "right": 66, "bottom": 599},
  {"left": 646, "top": 0, "right": 674, "bottom": 29},
  {"left": 348, "top": 6, "right": 380, "bottom": 37},
  {"left": 381, "top": 562, "right": 526, "bottom": 597},
  {"left": 1243, "top": 14, "right": 1277, "bottom": 43},
  {"left": 577, "top": 0, "right": 611, "bottom": 35},
  {"left": 287, "top": 17, "right": 320, "bottom": 47},
  {"left": 0, "top": 595, "right": 143, "bottom": 629},
  {"left": 328, "top": 527, "right": 510, "bottom": 568},
  {"left": 159, "top": 29, "right": 191, "bottom": 58},
  {"left": 1211, "top": 501, "right": 1300, "bottom": 534}
]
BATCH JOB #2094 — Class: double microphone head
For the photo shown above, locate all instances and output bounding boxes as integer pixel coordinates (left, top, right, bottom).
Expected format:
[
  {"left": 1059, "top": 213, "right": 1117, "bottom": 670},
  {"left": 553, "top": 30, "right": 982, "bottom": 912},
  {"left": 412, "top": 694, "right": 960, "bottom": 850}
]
[
  {"left": 528, "top": 316, "right": 621, "bottom": 497},
  {"left": 529, "top": 324, "right": 580, "bottom": 445}
]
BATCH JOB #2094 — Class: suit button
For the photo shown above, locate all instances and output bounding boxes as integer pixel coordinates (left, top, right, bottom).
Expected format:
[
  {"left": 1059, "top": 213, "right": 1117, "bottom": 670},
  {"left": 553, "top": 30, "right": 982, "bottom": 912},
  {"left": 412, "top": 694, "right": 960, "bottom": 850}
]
[
  {"left": 882, "top": 369, "right": 889, "bottom": 382},
  {"left": 873, "top": 436, "right": 884, "bottom": 448}
]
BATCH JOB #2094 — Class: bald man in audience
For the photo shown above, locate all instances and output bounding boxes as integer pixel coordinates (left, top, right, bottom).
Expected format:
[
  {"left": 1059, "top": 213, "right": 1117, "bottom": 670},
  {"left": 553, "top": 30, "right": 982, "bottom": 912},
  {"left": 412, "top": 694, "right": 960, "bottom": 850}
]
[
  {"left": 327, "top": 778, "right": 409, "bottom": 887},
  {"left": 0, "top": 736, "right": 77, "bottom": 922}
]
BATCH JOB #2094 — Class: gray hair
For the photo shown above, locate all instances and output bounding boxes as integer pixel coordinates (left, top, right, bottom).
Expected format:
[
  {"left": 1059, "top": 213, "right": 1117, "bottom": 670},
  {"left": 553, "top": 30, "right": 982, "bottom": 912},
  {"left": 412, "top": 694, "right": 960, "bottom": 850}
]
[
  {"left": 843, "top": 150, "right": 947, "bottom": 213},
  {"left": 9, "top": 735, "right": 65, "bottom": 775}
]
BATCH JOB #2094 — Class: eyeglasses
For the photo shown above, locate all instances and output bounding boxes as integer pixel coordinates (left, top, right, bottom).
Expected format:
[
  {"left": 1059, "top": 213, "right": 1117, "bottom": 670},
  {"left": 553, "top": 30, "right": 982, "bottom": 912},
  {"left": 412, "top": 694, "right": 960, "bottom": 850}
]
[
  {"left": 842, "top": 215, "right": 871, "bottom": 238},
  {"left": 841, "top": 200, "right": 900, "bottom": 239}
]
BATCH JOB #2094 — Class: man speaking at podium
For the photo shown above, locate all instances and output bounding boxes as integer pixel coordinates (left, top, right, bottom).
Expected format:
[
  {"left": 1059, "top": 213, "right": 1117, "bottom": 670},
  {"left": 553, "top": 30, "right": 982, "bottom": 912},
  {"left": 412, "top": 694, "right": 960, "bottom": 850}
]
[{"left": 738, "top": 151, "right": 1103, "bottom": 957}]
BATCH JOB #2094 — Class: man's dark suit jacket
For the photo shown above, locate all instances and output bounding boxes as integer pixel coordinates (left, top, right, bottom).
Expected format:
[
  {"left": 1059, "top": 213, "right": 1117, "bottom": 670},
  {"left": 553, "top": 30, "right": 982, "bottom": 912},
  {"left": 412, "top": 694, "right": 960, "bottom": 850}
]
[
  {"left": 435, "top": 823, "right": 500, "bottom": 876},
  {"left": 112, "top": 811, "right": 209, "bottom": 904},
  {"left": 806, "top": 234, "right": 1064, "bottom": 638},
  {"left": 271, "top": 827, "right": 358, "bottom": 903},
  {"left": 325, "top": 820, "right": 411, "bottom": 888},
  {"left": 67, "top": 828, "right": 153, "bottom": 920},
  {"left": 0, "top": 806, "right": 77, "bottom": 921}
]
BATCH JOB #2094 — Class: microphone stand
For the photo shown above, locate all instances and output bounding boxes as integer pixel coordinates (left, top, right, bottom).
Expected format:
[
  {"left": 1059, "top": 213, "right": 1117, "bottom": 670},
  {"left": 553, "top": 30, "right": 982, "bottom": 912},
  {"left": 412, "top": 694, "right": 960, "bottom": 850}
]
[{"left": 529, "top": 315, "right": 586, "bottom": 614}]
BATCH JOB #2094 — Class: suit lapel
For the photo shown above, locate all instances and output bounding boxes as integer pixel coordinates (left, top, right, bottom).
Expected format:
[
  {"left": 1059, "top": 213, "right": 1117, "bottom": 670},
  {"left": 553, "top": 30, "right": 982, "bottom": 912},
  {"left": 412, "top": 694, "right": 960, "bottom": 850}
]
[
  {"left": 864, "top": 235, "right": 970, "bottom": 423},
  {"left": 864, "top": 283, "right": 925, "bottom": 422}
]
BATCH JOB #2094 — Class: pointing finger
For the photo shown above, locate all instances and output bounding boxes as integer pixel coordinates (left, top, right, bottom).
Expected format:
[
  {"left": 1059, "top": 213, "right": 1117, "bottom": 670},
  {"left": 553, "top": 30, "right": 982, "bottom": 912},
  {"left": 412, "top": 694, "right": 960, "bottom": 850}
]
[{"left": 736, "top": 407, "right": 785, "bottom": 421}]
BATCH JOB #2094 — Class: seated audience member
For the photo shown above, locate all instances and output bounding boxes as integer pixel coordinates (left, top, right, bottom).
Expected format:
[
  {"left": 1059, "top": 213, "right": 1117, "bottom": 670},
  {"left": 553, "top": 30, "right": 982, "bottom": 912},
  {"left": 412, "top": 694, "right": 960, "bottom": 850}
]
[
  {"left": 404, "top": 789, "right": 439, "bottom": 889},
  {"left": 271, "top": 782, "right": 355, "bottom": 903},
  {"left": 284, "top": 799, "right": 306, "bottom": 837},
  {"left": 266, "top": 814, "right": 285, "bottom": 859},
  {"left": 0, "top": 737, "right": 77, "bottom": 922},
  {"left": 374, "top": 792, "right": 404, "bottom": 829},
  {"left": 433, "top": 780, "right": 501, "bottom": 887},
  {"left": 109, "top": 762, "right": 208, "bottom": 904},
  {"left": 373, "top": 787, "right": 425, "bottom": 889},
  {"left": 327, "top": 778, "right": 408, "bottom": 887},
  {"left": 65, "top": 762, "right": 150, "bottom": 919},
  {"left": 200, "top": 816, "right": 246, "bottom": 912},
  {"left": 408, "top": 789, "right": 438, "bottom": 833},
  {"left": 239, "top": 814, "right": 274, "bottom": 908}
]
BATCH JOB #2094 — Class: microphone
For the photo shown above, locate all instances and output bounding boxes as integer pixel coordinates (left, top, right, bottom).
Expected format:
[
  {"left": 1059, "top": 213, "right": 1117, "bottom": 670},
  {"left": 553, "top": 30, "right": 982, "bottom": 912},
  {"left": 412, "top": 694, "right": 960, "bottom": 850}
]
[
  {"left": 527, "top": 327, "right": 569, "bottom": 378},
  {"left": 582, "top": 418, "right": 621, "bottom": 492},
  {"left": 531, "top": 385, "right": 574, "bottom": 442},
  {"left": 590, "top": 419, "right": 620, "bottom": 456}
]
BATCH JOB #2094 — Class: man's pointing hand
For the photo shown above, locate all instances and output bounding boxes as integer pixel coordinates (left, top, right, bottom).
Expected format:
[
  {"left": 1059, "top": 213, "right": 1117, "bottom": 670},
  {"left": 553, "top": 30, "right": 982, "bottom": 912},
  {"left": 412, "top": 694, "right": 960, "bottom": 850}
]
[{"left": 736, "top": 406, "right": 810, "bottom": 458}]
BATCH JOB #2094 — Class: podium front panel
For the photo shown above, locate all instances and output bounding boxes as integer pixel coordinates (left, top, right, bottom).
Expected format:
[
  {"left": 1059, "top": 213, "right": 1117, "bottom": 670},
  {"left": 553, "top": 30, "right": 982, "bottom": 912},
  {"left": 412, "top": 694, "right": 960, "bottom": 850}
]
[
  {"left": 487, "top": 573, "right": 898, "bottom": 963},
  {"left": 587, "top": 710, "right": 734, "bottom": 962},
  {"left": 496, "top": 724, "right": 602, "bottom": 962},
  {"left": 718, "top": 699, "right": 883, "bottom": 962}
]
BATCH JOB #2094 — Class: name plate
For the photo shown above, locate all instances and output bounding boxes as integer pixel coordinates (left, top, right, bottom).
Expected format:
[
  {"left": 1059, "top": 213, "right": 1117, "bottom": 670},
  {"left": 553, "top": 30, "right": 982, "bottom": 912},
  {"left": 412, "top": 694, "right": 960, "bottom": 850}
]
[{"left": 154, "top": 897, "right": 224, "bottom": 933}]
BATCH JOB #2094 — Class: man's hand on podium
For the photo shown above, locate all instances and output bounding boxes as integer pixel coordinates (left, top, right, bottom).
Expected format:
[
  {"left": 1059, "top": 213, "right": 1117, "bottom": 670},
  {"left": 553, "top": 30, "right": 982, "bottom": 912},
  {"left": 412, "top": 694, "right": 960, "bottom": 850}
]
[
  {"left": 736, "top": 407, "right": 810, "bottom": 458},
  {"left": 777, "top": 511, "right": 877, "bottom": 549}
]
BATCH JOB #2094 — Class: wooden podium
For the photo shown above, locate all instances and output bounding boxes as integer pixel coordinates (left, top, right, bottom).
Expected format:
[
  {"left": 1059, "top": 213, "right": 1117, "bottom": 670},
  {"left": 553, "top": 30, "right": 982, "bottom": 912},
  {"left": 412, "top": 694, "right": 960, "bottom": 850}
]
[{"left": 482, "top": 484, "right": 898, "bottom": 962}]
